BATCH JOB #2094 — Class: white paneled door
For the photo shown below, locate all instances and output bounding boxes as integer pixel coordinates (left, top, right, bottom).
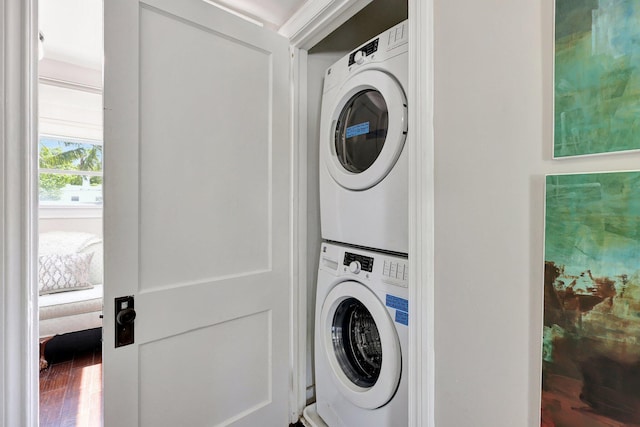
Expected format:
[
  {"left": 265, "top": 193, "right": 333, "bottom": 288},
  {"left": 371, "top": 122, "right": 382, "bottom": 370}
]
[{"left": 103, "top": 0, "right": 291, "bottom": 425}]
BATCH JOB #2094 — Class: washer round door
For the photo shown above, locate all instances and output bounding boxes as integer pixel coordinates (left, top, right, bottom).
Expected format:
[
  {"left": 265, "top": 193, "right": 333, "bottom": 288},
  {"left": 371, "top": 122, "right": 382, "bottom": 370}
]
[
  {"left": 324, "top": 69, "right": 407, "bottom": 190},
  {"left": 320, "top": 280, "right": 402, "bottom": 409}
]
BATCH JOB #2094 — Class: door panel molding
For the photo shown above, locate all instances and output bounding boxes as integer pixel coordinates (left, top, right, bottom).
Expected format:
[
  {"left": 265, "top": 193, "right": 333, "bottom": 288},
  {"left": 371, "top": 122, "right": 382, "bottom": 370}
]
[
  {"left": 138, "top": 5, "right": 274, "bottom": 289},
  {"left": 104, "top": 1, "right": 291, "bottom": 425},
  {"left": 138, "top": 310, "right": 273, "bottom": 426}
]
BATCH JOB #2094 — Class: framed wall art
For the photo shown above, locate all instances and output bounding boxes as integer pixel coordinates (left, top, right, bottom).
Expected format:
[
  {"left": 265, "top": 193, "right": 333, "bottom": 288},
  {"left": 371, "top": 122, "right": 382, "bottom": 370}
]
[
  {"left": 542, "top": 170, "right": 640, "bottom": 426},
  {"left": 554, "top": 1, "right": 640, "bottom": 158}
]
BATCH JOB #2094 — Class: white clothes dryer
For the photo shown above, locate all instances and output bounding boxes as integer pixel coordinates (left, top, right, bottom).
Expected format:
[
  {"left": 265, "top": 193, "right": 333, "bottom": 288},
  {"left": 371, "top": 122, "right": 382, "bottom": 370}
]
[
  {"left": 314, "top": 242, "right": 408, "bottom": 427},
  {"left": 319, "top": 20, "right": 408, "bottom": 254}
]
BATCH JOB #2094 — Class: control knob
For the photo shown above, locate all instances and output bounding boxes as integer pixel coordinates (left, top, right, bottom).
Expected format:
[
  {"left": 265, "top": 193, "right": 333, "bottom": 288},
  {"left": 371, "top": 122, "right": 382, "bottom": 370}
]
[
  {"left": 349, "top": 261, "right": 361, "bottom": 274},
  {"left": 354, "top": 50, "right": 365, "bottom": 65}
]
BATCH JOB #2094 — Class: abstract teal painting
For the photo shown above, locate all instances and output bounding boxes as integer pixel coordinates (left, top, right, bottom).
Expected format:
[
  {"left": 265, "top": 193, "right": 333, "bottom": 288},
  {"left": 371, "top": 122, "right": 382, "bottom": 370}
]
[
  {"left": 542, "top": 171, "right": 640, "bottom": 426},
  {"left": 554, "top": 1, "right": 640, "bottom": 157}
]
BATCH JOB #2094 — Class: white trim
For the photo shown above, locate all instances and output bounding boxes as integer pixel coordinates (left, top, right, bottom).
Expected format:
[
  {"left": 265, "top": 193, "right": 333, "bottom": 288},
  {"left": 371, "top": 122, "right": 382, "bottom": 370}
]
[
  {"left": 38, "top": 206, "right": 103, "bottom": 219},
  {"left": 39, "top": 169, "right": 103, "bottom": 177},
  {"left": 279, "top": 0, "right": 337, "bottom": 41},
  {"left": 290, "top": 46, "right": 309, "bottom": 423},
  {"left": 1, "top": 1, "right": 6, "bottom": 421},
  {"left": 407, "top": 0, "right": 435, "bottom": 426},
  {"left": 38, "top": 76, "right": 102, "bottom": 94},
  {"left": 280, "top": 0, "right": 373, "bottom": 50},
  {"left": 1, "top": 0, "right": 39, "bottom": 425},
  {"left": 39, "top": 133, "right": 103, "bottom": 146}
]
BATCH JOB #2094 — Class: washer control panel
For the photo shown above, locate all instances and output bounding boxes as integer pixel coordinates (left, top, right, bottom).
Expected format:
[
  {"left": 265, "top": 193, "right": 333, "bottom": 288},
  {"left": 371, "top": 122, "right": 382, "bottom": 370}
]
[
  {"left": 383, "top": 259, "right": 408, "bottom": 281},
  {"left": 320, "top": 242, "right": 408, "bottom": 288},
  {"left": 343, "top": 252, "right": 374, "bottom": 273}
]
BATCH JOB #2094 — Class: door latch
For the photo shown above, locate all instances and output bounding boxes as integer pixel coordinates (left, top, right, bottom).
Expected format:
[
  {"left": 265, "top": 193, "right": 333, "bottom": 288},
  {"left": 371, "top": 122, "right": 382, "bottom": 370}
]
[{"left": 115, "top": 296, "right": 136, "bottom": 348}]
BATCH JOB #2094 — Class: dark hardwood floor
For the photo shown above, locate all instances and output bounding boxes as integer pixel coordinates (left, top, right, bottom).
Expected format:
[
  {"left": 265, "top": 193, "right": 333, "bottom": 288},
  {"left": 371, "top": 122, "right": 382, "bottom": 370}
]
[
  {"left": 39, "top": 328, "right": 305, "bottom": 427},
  {"left": 39, "top": 330, "right": 103, "bottom": 427}
]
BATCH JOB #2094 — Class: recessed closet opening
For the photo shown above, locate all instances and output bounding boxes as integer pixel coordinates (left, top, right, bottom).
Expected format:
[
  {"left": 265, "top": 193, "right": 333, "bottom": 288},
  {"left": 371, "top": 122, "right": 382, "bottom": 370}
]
[{"left": 301, "top": 0, "right": 408, "bottom": 407}]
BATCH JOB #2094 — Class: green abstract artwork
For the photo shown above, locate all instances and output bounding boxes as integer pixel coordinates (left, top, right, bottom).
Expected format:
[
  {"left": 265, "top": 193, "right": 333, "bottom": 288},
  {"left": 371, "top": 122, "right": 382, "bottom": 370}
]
[
  {"left": 554, "top": 0, "right": 640, "bottom": 157},
  {"left": 542, "top": 171, "right": 640, "bottom": 426}
]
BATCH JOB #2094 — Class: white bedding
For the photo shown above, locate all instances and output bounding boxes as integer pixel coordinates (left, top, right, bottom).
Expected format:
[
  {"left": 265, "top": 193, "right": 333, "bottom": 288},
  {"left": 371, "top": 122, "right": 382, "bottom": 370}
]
[{"left": 38, "top": 231, "right": 104, "bottom": 339}]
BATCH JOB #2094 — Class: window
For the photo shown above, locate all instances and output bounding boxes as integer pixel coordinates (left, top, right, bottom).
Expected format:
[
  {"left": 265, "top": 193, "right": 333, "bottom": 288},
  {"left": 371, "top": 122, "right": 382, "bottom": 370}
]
[
  {"left": 39, "top": 136, "right": 103, "bottom": 206},
  {"left": 38, "top": 81, "right": 102, "bottom": 208}
]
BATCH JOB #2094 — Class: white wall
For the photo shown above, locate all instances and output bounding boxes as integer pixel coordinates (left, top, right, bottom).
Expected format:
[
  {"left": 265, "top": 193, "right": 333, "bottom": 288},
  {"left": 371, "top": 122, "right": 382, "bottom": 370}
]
[{"left": 433, "top": 1, "right": 640, "bottom": 426}]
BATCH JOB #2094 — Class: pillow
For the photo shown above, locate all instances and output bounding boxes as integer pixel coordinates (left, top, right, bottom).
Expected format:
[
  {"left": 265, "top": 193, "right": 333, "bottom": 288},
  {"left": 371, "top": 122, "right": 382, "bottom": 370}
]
[
  {"left": 39, "top": 231, "right": 102, "bottom": 255},
  {"left": 38, "top": 252, "right": 94, "bottom": 295},
  {"left": 79, "top": 241, "right": 103, "bottom": 285}
]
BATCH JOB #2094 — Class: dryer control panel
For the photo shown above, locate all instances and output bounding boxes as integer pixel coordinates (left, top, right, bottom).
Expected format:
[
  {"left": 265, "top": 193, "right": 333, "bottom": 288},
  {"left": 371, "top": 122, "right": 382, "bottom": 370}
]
[
  {"left": 346, "top": 20, "right": 407, "bottom": 66},
  {"left": 348, "top": 38, "right": 379, "bottom": 66},
  {"left": 323, "top": 19, "right": 408, "bottom": 94}
]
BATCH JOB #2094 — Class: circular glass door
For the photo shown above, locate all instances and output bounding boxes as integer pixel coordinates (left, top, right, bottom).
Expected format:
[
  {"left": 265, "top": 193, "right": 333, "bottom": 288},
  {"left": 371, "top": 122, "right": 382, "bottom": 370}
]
[
  {"left": 323, "top": 70, "right": 407, "bottom": 191},
  {"left": 334, "top": 90, "right": 388, "bottom": 174},
  {"left": 320, "top": 280, "right": 401, "bottom": 409},
  {"left": 331, "top": 297, "right": 383, "bottom": 388}
]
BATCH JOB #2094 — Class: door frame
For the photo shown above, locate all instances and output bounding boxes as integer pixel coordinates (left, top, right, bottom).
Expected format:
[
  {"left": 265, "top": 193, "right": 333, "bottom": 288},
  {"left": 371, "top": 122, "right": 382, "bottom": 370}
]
[
  {"left": 1, "top": 0, "right": 40, "bottom": 425},
  {"left": 285, "top": 0, "right": 435, "bottom": 426},
  {"left": 1, "top": 0, "right": 435, "bottom": 425}
]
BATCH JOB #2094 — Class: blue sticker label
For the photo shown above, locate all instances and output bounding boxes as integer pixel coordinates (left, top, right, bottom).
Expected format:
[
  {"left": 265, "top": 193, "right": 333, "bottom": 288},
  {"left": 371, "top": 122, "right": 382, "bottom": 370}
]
[
  {"left": 346, "top": 122, "right": 370, "bottom": 138},
  {"left": 386, "top": 294, "right": 409, "bottom": 313},
  {"left": 395, "top": 310, "right": 409, "bottom": 326}
]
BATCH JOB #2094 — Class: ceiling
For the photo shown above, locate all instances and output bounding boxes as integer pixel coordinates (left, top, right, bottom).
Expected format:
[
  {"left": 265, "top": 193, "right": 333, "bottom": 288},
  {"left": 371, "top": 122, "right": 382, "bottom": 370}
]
[
  {"left": 213, "top": 0, "right": 307, "bottom": 29},
  {"left": 39, "top": 0, "right": 308, "bottom": 72},
  {"left": 39, "top": 0, "right": 103, "bottom": 71}
]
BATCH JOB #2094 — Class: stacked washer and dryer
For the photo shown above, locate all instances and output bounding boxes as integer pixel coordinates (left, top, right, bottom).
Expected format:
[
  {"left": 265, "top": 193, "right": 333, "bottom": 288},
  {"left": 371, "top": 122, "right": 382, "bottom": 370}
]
[{"left": 309, "top": 20, "right": 409, "bottom": 427}]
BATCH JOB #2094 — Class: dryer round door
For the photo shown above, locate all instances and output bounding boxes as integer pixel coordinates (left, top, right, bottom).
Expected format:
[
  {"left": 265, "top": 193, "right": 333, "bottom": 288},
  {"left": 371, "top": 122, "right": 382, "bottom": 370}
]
[
  {"left": 320, "top": 280, "right": 401, "bottom": 409},
  {"left": 325, "top": 69, "right": 407, "bottom": 190}
]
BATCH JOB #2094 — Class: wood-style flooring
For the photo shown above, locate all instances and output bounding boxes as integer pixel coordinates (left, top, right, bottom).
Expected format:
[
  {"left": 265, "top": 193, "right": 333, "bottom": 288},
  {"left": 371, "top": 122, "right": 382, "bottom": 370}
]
[
  {"left": 39, "top": 330, "right": 103, "bottom": 427},
  {"left": 39, "top": 328, "right": 307, "bottom": 427}
]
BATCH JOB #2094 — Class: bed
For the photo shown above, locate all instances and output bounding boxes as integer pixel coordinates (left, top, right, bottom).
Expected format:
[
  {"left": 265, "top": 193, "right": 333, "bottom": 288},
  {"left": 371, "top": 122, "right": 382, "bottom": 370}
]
[{"left": 38, "top": 231, "right": 103, "bottom": 369}]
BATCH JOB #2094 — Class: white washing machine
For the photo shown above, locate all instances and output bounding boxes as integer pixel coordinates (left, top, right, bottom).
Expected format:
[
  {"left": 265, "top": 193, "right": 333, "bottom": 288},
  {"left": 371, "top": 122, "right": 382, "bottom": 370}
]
[
  {"left": 314, "top": 241, "right": 408, "bottom": 427},
  {"left": 319, "top": 20, "right": 408, "bottom": 254}
]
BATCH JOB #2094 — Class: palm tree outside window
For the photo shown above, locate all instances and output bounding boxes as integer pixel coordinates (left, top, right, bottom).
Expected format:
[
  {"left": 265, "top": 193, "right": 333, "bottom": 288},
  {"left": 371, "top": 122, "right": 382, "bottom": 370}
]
[{"left": 39, "top": 136, "right": 103, "bottom": 206}]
